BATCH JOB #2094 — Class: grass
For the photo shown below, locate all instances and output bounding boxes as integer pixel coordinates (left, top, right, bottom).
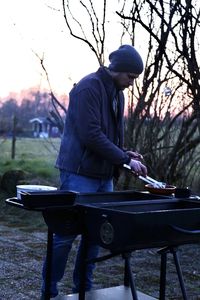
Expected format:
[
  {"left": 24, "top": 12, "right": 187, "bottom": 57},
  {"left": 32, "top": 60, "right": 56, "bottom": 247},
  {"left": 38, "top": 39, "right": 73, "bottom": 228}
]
[
  {"left": 0, "top": 137, "right": 60, "bottom": 186},
  {"left": 0, "top": 137, "right": 60, "bottom": 229}
]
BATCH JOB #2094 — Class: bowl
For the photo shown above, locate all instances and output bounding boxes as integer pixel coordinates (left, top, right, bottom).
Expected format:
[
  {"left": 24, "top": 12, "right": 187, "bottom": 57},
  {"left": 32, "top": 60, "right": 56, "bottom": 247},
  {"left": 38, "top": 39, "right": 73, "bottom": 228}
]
[
  {"left": 16, "top": 185, "right": 57, "bottom": 199},
  {"left": 145, "top": 184, "right": 176, "bottom": 196}
]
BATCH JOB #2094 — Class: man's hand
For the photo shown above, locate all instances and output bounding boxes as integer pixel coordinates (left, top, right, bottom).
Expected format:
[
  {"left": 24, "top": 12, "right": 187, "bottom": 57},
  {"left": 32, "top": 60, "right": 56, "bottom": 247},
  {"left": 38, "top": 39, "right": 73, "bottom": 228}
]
[
  {"left": 129, "top": 159, "right": 147, "bottom": 177},
  {"left": 126, "top": 151, "right": 143, "bottom": 161}
]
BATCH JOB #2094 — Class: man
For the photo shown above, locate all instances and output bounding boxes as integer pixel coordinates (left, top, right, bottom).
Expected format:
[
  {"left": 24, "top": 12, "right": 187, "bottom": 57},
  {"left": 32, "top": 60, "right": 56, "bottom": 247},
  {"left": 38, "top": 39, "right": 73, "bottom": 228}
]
[{"left": 41, "top": 44, "right": 147, "bottom": 299}]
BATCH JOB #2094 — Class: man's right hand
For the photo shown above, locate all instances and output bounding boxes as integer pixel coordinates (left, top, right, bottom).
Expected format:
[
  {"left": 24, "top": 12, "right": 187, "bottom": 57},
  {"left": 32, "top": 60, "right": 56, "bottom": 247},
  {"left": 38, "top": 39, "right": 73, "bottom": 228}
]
[{"left": 129, "top": 159, "right": 147, "bottom": 177}]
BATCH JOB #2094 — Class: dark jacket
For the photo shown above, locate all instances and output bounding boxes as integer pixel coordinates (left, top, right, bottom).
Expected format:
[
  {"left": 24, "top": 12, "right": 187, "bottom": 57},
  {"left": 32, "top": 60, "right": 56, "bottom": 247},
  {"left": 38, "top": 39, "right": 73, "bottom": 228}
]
[{"left": 55, "top": 67, "right": 130, "bottom": 179}]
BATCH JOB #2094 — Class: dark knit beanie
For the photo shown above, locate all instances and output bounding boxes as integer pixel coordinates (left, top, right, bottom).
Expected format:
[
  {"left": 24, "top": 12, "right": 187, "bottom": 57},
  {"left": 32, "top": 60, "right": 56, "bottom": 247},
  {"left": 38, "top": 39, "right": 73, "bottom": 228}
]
[{"left": 108, "top": 44, "right": 143, "bottom": 74}]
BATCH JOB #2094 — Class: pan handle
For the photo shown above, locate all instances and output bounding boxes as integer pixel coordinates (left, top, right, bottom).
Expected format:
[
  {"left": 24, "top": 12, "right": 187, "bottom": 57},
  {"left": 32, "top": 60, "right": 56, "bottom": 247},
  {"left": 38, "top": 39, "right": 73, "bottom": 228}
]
[{"left": 171, "top": 224, "right": 200, "bottom": 235}]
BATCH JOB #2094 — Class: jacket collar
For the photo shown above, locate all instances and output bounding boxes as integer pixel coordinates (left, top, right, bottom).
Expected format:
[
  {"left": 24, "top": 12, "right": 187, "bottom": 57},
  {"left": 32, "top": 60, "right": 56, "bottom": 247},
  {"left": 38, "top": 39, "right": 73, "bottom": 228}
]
[
  {"left": 96, "top": 66, "right": 124, "bottom": 121},
  {"left": 96, "top": 66, "right": 118, "bottom": 99}
]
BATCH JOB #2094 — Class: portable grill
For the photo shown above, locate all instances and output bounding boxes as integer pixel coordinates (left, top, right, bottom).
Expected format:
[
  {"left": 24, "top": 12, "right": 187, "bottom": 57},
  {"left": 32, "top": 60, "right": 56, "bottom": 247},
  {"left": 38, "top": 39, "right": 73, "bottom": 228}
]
[
  {"left": 5, "top": 190, "right": 200, "bottom": 300},
  {"left": 82, "top": 198, "right": 200, "bottom": 252}
]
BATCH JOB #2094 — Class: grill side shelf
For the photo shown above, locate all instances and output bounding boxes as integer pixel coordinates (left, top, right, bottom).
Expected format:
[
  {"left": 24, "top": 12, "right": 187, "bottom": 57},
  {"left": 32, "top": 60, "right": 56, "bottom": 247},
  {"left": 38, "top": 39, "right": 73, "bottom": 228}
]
[
  {"left": 5, "top": 197, "right": 78, "bottom": 211},
  {"left": 18, "top": 190, "right": 78, "bottom": 209}
]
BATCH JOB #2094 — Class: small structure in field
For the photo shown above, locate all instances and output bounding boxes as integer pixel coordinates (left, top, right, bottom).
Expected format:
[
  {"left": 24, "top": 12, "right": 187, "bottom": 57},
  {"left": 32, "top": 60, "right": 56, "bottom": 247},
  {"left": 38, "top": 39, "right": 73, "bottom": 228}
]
[{"left": 29, "top": 117, "right": 60, "bottom": 138}]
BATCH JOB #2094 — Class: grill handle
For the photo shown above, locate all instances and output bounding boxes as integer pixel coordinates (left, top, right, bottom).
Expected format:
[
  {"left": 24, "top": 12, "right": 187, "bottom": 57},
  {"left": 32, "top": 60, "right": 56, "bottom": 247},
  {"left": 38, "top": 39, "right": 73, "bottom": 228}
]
[{"left": 171, "top": 225, "right": 200, "bottom": 235}]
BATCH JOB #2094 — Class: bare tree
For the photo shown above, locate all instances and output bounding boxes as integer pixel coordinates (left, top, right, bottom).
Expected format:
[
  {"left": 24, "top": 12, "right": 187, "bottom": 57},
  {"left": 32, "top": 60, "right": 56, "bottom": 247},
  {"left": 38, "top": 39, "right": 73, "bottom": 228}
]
[
  {"left": 32, "top": 0, "right": 108, "bottom": 134},
  {"left": 62, "top": 0, "right": 107, "bottom": 65},
  {"left": 116, "top": 0, "right": 200, "bottom": 190},
  {"left": 33, "top": 0, "right": 200, "bottom": 191},
  {"left": 33, "top": 51, "right": 66, "bottom": 134}
]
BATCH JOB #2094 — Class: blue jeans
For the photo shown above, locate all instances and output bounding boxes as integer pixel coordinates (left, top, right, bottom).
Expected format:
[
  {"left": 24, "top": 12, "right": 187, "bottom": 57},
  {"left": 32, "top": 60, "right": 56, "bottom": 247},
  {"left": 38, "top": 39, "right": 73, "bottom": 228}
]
[{"left": 42, "top": 171, "right": 113, "bottom": 296}]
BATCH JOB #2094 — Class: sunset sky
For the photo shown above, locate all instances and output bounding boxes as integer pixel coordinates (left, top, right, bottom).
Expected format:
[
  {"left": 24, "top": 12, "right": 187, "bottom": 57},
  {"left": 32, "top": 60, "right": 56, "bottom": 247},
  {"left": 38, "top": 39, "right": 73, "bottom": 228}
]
[{"left": 0, "top": 0, "right": 128, "bottom": 99}]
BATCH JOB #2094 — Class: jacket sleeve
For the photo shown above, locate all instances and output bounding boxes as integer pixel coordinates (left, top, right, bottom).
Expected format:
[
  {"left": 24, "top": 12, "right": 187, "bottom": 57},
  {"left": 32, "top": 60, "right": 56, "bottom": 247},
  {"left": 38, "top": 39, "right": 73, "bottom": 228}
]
[{"left": 71, "top": 86, "right": 130, "bottom": 166}]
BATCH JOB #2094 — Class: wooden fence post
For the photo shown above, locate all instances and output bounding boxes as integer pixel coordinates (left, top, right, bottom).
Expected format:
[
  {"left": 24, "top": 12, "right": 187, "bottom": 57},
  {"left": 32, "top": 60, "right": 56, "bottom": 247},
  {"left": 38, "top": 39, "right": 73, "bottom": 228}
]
[{"left": 11, "top": 115, "right": 17, "bottom": 159}]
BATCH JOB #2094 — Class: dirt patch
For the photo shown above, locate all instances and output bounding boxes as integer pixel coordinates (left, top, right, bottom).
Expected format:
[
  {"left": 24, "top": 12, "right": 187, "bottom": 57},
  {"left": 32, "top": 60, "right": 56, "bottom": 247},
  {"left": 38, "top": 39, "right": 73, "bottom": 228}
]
[{"left": 1, "top": 193, "right": 200, "bottom": 299}]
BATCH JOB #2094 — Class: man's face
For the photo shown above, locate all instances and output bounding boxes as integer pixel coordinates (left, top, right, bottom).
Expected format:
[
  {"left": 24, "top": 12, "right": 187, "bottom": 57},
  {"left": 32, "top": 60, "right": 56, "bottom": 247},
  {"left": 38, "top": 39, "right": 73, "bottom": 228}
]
[{"left": 112, "top": 72, "right": 139, "bottom": 90}]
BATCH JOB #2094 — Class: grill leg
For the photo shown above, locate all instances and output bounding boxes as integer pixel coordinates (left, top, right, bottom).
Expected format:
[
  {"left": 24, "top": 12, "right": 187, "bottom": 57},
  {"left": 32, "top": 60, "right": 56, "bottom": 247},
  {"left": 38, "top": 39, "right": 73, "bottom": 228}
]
[
  {"left": 44, "top": 229, "right": 53, "bottom": 300},
  {"left": 123, "top": 252, "right": 130, "bottom": 287},
  {"left": 78, "top": 236, "right": 88, "bottom": 300},
  {"left": 158, "top": 246, "right": 189, "bottom": 300},
  {"left": 171, "top": 248, "right": 188, "bottom": 300},
  {"left": 123, "top": 252, "right": 138, "bottom": 300},
  {"left": 159, "top": 249, "right": 167, "bottom": 300}
]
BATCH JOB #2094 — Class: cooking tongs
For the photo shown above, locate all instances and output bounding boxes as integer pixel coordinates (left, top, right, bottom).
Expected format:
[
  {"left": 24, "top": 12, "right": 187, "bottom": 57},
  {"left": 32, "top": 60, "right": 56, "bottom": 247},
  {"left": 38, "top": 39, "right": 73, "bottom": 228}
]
[
  {"left": 123, "top": 164, "right": 166, "bottom": 188},
  {"left": 138, "top": 175, "right": 166, "bottom": 188}
]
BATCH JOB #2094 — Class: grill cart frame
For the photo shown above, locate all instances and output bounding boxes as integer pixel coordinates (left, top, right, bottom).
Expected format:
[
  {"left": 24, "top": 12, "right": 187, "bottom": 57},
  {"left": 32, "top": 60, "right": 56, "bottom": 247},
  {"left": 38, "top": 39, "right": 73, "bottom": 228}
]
[{"left": 5, "top": 190, "right": 200, "bottom": 300}]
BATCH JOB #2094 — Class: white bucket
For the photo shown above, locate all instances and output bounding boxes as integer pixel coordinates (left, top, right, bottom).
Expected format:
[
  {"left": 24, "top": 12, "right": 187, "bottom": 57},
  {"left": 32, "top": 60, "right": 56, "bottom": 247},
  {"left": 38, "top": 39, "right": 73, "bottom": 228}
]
[{"left": 16, "top": 185, "right": 57, "bottom": 199}]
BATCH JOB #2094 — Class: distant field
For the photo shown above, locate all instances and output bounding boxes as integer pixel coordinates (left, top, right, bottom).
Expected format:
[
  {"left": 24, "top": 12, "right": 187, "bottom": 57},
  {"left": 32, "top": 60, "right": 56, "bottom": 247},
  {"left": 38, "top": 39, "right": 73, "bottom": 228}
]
[
  {"left": 0, "top": 137, "right": 199, "bottom": 193},
  {"left": 0, "top": 137, "right": 61, "bottom": 186}
]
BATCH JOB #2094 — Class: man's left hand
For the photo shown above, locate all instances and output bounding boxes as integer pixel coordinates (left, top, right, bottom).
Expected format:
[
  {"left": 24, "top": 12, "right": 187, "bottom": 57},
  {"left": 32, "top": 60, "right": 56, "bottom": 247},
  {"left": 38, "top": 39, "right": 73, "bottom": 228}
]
[{"left": 126, "top": 151, "right": 143, "bottom": 161}]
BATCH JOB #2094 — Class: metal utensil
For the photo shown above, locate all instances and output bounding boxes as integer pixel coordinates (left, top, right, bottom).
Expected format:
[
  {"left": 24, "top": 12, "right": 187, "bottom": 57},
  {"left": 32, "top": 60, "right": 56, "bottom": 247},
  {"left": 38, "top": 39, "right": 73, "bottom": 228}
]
[
  {"left": 139, "top": 175, "right": 166, "bottom": 188},
  {"left": 123, "top": 164, "right": 166, "bottom": 188}
]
